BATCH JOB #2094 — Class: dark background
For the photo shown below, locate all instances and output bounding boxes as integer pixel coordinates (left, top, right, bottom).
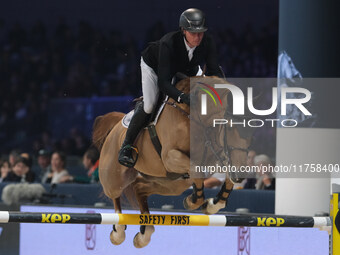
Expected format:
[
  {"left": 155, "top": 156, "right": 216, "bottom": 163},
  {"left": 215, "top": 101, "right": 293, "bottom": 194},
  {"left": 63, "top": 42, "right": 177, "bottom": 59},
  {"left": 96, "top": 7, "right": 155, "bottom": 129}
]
[{"left": 0, "top": 0, "right": 279, "bottom": 158}]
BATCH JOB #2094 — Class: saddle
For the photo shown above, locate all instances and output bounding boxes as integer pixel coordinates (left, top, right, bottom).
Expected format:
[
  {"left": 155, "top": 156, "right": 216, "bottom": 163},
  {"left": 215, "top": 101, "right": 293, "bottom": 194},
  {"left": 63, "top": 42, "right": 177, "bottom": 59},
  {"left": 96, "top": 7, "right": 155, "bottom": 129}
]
[{"left": 121, "top": 95, "right": 167, "bottom": 129}]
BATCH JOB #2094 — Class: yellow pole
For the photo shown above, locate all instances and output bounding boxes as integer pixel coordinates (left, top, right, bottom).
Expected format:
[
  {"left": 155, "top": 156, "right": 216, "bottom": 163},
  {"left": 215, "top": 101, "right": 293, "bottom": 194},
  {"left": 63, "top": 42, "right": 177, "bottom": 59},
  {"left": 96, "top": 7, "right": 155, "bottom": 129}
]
[
  {"left": 331, "top": 193, "right": 340, "bottom": 254},
  {"left": 118, "top": 214, "right": 210, "bottom": 226}
]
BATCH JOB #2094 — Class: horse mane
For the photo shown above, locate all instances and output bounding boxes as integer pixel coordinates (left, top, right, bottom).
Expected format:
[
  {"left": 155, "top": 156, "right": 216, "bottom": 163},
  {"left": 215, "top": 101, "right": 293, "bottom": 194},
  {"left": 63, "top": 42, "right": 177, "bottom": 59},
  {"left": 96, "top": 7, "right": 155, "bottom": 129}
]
[{"left": 92, "top": 112, "right": 125, "bottom": 152}]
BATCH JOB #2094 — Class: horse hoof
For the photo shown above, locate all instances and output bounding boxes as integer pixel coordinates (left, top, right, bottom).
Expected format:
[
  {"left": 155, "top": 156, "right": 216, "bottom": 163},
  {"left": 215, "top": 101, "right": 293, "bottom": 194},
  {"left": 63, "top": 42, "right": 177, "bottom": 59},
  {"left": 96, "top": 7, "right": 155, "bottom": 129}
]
[
  {"left": 202, "top": 198, "right": 225, "bottom": 215},
  {"left": 183, "top": 195, "right": 203, "bottom": 210},
  {"left": 183, "top": 196, "right": 190, "bottom": 210},
  {"left": 201, "top": 198, "right": 214, "bottom": 215},
  {"left": 110, "top": 225, "right": 126, "bottom": 245},
  {"left": 133, "top": 226, "right": 155, "bottom": 248}
]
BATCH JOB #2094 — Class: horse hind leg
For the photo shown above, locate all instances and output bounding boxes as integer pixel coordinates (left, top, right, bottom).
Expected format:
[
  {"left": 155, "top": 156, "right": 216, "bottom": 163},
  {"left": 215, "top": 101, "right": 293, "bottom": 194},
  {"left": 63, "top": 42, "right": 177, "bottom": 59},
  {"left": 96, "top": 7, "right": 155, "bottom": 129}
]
[
  {"left": 132, "top": 177, "right": 155, "bottom": 248},
  {"left": 202, "top": 179, "right": 234, "bottom": 215},
  {"left": 183, "top": 179, "right": 205, "bottom": 210},
  {"left": 110, "top": 198, "right": 127, "bottom": 245},
  {"left": 133, "top": 224, "right": 155, "bottom": 249}
]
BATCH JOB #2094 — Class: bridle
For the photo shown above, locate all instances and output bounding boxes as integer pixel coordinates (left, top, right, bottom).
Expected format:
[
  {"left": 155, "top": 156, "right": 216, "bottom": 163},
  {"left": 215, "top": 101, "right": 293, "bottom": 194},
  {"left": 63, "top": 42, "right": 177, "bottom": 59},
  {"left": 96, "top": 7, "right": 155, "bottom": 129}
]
[{"left": 164, "top": 99, "right": 250, "bottom": 168}]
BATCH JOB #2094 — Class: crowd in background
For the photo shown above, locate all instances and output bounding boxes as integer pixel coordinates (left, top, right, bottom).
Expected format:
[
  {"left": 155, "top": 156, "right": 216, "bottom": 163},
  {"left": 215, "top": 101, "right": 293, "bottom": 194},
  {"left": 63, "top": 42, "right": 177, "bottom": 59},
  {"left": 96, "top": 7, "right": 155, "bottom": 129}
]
[
  {"left": 204, "top": 150, "right": 275, "bottom": 190},
  {"left": 0, "top": 18, "right": 277, "bottom": 156},
  {"left": 0, "top": 146, "right": 275, "bottom": 193},
  {"left": 0, "top": 147, "right": 99, "bottom": 185}
]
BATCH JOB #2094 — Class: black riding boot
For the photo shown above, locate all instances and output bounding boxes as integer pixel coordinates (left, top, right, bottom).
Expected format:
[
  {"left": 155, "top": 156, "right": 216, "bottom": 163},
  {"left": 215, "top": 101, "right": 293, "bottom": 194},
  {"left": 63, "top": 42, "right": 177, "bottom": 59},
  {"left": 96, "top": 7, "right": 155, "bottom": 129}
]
[{"left": 118, "top": 103, "right": 150, "bottom": 167}]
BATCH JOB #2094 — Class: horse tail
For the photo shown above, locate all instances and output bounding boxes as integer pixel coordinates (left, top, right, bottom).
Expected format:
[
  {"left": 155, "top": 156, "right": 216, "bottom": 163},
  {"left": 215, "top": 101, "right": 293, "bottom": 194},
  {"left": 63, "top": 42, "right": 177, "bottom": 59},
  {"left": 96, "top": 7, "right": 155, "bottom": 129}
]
[{"left": 92, "top": 112, "right": 125, "bottom": 152}]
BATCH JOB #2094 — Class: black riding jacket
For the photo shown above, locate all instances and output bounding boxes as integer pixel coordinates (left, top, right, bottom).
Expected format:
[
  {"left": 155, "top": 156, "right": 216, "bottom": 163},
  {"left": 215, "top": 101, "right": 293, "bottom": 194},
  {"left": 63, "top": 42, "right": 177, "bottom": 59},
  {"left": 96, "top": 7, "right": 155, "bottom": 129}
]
[{"left": 141, "top": 30, "right": 222, "bottom": 101}]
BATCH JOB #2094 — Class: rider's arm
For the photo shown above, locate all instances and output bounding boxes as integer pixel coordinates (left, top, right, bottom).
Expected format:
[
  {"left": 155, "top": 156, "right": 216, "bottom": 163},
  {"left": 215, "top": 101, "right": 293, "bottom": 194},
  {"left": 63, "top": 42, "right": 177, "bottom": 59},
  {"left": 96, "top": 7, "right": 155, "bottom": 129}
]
[
  {"left": 204, "top": 34, "right": 223, "bottom": 77},
  {"left": 157, "top": 42, "right": 183, "bottom": 102}
]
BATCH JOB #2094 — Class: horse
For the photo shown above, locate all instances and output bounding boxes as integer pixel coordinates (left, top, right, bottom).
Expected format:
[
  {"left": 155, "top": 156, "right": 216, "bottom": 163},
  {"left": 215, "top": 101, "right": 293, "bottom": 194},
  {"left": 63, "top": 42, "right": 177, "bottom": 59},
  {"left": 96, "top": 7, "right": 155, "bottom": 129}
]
[{"left": 92, "top": 76, "right": 253, "bottom": 248}]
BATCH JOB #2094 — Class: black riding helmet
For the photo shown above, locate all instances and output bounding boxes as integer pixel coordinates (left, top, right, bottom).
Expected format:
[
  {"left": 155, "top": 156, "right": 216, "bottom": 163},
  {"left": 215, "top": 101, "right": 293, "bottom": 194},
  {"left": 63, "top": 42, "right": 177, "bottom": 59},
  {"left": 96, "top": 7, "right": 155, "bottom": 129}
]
[{"left": 179, "top": 8, "right": 208, "bottom": 33}]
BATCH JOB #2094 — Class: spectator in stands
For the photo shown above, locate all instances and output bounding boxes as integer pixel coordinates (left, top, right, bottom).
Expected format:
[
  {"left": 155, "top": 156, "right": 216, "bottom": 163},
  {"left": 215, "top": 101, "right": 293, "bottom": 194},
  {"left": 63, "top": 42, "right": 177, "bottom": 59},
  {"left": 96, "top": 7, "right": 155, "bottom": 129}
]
[
  {"left": 204, "top": 173, "right": 224, "bottom": 189},
  {"left": 59, "top": 146, "right": 99, "bottom": 184},
  {"left": 242, "top": 150, "right": 257, "bottom": 189},
  {"left": 8, "top": 149, "right": 21, "bottom": 168},
  {"left": 247, "top": 150, "right": 256, "bottom": 166},
  {"left": 36, "top": 149, "right": 52, "bottom": 183},
  {"left": 0, "top": 159, "right": 11, "bottom": 182},
  {"left": 3, "top": 156, "right": 35, "bottom": 183},
  {"left": 244, "top": 154, "right": 275, "bottom": 190},
  {"left": 204, "top": 150, "right": 259, "bottom": 189},
  {"left": 46, "top": 151, "right": 69, "bottom": 184},
  {"left": 20, "top": 152, "right": 33, "bottom": 168},
  {"left": 254, "top": 154, "right": 275, "bottom": 190}
]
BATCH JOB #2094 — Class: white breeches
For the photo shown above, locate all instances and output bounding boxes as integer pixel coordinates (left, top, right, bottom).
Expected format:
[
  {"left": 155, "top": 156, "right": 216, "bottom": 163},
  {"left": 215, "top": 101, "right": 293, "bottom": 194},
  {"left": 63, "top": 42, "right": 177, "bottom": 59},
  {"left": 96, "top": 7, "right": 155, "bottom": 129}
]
[
  {"left": 141, "top": 57, "right": 203, "bottom": 114},
  {"left": 141, "top": 58, "right": 159, "bottom": 114}
]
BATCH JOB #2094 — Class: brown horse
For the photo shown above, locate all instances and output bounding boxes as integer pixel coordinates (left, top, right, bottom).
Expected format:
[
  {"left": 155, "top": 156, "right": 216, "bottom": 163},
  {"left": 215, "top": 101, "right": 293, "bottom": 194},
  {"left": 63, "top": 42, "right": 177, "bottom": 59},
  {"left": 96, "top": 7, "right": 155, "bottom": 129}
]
[{"left": 93, "top": 76, "right": 252, "bottom": 248}]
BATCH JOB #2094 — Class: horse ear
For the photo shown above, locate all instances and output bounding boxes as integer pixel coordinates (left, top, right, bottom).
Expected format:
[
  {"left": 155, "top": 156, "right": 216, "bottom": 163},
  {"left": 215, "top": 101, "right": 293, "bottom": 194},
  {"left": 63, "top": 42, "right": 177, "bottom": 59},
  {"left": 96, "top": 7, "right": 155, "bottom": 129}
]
[{"left": 202, "top": 65, "right": 206, "bottom": 76}]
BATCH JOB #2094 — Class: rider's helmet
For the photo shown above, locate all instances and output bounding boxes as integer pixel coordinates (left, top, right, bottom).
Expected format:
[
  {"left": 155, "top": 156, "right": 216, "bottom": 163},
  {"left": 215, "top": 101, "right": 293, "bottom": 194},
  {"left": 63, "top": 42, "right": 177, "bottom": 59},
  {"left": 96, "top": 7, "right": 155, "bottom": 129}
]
[{"left": 179, "top": 8, "right": 208, "bottom": 33}]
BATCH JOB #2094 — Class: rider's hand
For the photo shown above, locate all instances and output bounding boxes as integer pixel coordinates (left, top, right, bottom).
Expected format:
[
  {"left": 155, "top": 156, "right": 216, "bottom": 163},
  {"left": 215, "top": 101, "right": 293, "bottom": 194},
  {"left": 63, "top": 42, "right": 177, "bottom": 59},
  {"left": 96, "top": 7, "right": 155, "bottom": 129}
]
[{"left": 180, "top": 93, "right": 190, "bottom": 105}]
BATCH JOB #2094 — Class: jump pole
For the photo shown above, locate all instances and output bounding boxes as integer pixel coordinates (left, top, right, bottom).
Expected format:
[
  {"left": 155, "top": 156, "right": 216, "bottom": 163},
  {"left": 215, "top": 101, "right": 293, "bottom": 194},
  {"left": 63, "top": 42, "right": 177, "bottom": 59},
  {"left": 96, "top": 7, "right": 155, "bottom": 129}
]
[
  {"left": 0, "top": 193, "right": 339, "bottom": 253},
  {"left": 331, "top": 193, "right": 340, "bottom": 254},
  {"left": 0, "top": 211, "right": 332, "bottom": 228}
]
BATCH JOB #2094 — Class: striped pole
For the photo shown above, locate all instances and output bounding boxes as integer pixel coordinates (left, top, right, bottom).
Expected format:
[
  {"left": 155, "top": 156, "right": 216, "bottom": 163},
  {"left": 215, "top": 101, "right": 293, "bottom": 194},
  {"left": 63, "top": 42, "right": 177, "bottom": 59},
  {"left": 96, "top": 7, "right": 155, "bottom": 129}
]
[
  {"left": 0, "top": 211, "right": 331, "bottom": 228},
  {"left": 331, "top": 193, "right": 340, "bottom": 254}
]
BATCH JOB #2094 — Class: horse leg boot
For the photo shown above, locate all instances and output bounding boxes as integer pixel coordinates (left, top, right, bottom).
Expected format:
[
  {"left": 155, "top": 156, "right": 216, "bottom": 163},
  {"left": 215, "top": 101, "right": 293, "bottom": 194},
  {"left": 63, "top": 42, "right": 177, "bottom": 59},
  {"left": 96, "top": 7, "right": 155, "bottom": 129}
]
[
  {"left": 183, "top": 179, "right": 205, "bottom": 210},
  {"left": 118, "top": 102, "right": 150, "bottom": 167},
  {"left": 202, "top": 179, "right": 234, "bottom": 215}
]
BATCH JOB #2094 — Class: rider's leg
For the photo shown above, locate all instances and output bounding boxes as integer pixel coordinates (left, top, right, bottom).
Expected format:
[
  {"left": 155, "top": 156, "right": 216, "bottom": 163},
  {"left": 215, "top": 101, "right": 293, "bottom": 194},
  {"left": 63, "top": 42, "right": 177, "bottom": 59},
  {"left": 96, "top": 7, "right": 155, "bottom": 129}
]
[
  {"left": 118, "top": 57, "right": 158, "bottom": 167},
  {"left": 118, "top": 103, "right": 150, "bottom": 167}
]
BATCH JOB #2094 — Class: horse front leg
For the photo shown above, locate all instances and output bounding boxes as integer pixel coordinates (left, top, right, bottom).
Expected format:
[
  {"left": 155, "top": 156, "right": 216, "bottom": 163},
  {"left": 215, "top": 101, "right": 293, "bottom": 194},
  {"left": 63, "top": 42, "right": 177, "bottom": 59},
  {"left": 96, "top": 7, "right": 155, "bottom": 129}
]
[
  {"left": 202, "top": 178, "right": 234, "bottom": 215},
  {"left": 163, "top": 149, "right": 190, "bottom": 174},
  {"left": 132, "top": 177, "right": 155, "bottom": 248},
  {"left": 183, "top": 178, "right": 205, "bottom": 210},
  {"left": 110, "top": 198, "right": 127, "bottom": 245}
]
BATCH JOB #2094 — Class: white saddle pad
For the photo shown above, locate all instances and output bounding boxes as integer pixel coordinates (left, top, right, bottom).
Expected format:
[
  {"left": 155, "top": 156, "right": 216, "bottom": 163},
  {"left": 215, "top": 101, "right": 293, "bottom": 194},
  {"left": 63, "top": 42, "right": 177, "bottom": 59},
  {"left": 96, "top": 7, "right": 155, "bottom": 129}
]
[{"left": 121, "top": 97, "right": 168, "bottom": 128}]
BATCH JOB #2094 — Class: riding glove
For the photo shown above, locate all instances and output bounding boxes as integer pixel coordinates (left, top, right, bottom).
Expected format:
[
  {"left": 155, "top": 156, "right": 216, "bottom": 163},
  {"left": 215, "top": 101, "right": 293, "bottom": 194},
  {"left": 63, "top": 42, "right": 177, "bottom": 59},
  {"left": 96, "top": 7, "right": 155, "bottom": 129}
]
[{"left": 179, "top": 93, "right": 190, "bottom": 105}]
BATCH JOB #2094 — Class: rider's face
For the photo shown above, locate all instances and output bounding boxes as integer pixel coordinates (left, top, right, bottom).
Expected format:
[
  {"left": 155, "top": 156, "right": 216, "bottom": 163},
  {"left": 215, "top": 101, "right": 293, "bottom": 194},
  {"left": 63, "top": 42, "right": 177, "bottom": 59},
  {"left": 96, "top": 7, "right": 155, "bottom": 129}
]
[{"left": 183, "top": 30, "right": 204, "bottom": 47}]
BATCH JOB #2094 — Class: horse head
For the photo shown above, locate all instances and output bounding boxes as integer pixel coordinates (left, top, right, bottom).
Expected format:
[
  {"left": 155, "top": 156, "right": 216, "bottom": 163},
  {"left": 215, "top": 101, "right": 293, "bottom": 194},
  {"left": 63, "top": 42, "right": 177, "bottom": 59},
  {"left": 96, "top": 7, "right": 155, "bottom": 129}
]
[{"left": 186, "top": 76, "right": 254, "bottom": 182}]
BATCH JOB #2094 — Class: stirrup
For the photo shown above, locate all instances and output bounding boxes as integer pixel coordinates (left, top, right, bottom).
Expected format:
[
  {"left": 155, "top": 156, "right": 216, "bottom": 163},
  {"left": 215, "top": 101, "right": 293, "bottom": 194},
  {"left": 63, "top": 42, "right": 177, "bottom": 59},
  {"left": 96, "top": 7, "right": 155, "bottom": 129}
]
[{"left": 118, "top": 144, "right": 139, "bottom": 168}]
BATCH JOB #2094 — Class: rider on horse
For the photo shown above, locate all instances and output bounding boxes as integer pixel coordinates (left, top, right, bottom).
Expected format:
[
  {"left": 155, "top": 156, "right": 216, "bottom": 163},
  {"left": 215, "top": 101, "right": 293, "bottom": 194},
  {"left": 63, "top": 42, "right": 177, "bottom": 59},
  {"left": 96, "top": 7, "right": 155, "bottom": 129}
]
[{"left": 118, "top": 8, "right": 223, "bottom": 167}]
